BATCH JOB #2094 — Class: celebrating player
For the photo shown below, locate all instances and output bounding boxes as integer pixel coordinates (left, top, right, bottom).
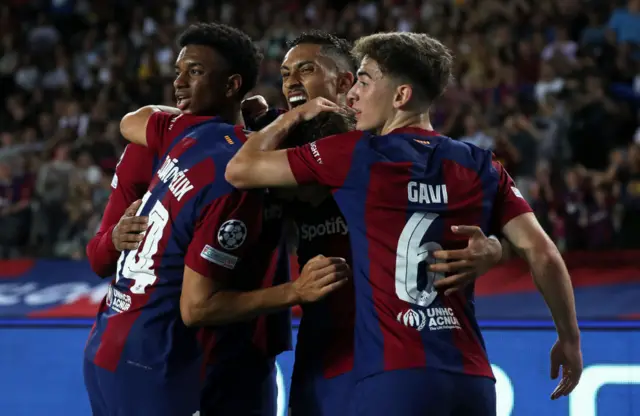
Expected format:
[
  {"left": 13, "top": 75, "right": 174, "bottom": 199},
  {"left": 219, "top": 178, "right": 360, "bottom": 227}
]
[
  {"left": 250, "top": 31, "right": 503, "bottom": 416},
  {"left": 226, "top": 32, "right": 582, "bottom": 415},
  {"left": 83, "top": 23, "right": 346, "bottom": 416}
]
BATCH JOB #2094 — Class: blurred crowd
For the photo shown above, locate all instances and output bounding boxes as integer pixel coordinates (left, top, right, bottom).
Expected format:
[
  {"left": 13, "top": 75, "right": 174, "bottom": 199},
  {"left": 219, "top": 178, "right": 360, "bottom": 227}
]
[{"left": 0, "top": 0, "right": 639, "bottom": 259}]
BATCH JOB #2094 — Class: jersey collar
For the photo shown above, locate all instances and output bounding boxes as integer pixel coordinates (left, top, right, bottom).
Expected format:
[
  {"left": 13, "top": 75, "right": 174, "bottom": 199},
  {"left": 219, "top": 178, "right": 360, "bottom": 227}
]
[{"left": 390, "top": 127, "right": 440, "bottom": 137}]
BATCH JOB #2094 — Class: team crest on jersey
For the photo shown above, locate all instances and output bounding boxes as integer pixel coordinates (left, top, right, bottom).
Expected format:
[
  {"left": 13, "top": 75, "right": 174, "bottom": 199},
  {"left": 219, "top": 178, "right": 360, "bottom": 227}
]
[{"left": 217, "top": 219, "right": 247, "bottom": 250}]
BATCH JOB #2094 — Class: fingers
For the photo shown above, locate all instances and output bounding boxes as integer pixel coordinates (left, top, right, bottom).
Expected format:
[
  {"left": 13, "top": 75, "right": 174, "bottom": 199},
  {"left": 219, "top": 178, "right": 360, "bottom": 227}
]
[
  {"left": 550, "top": 357, "right": 560, "bottom": 380},
  {"left": 451, "top": 225, "right": 483, "bottom": 236},
  {"left": 313, "top": 262, "right": 351, "bottom": 282},
  {"left": 433, "top": 271, "right": 475, "bottom": 295},
  {"left": 551, "top": 368, "right": 580, "bottom": 399},
  {"left": 429, "top": 259, "right": 470, "bottom": 273},
  {"left": 304, "top": 255, "right": 345, "bottom": 271},
  {"left": 124, "top": 199, "right": 143, "bottom": 217},
  {"left": 118, "top": 216, "right": 149, "bottom": 234},
  {"left": 318, "top": 278, "right": 349, "bottom": 296},
  {"left": 432, "top": 249, "right": 469, "bottom": 261}
]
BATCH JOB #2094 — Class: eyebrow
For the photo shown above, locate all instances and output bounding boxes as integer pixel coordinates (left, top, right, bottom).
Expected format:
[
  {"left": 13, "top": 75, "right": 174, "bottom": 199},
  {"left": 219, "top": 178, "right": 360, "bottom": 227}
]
[
  {"left": 280, "top": 60, "right": 315, "bottom": 71},
  {"left": 357, "top": 70, "right": 372, "bottom": 79},
  {"left": 175, "top": 61, "right": 202, "bottom": 70}
]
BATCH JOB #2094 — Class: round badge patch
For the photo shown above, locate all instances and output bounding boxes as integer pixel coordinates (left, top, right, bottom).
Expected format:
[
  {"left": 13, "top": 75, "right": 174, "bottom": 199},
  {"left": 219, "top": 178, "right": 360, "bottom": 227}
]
[{"left": 217, "top": 219, "right": 247, "bottom": 250}]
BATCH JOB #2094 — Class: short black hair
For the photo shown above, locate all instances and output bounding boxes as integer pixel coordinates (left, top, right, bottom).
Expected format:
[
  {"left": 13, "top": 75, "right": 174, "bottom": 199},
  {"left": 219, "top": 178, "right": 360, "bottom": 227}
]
[
  {"left": 178, "top": 22, "right": 263, "bottom": 99},
  {"left": 285, "top": 112, "right": 356, "bottom": 148},
  {"left": 287, "top": 30, "right": 356, "bottom": 74},
  {"left": 352, "top": 32, "right": 453, "bottom": 106}
]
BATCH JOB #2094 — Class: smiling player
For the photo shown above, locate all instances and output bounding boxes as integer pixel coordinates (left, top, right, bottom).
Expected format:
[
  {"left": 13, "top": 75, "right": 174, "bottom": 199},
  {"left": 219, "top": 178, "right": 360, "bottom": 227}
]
[{"left": 226, "top": 32, "right": 583, "bottom": 415}]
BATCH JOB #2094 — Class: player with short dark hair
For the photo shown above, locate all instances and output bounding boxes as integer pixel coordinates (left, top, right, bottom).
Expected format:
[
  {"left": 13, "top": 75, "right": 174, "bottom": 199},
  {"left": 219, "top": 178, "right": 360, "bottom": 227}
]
[
  {"left": 226, "top": 32, "right": 582, "bottom": 415},
  {"left": 83, "top": 22, "right": 346, "bottom": 416},
  {"left": 246, "top": 31, "right": 503, "bottom": 416}
]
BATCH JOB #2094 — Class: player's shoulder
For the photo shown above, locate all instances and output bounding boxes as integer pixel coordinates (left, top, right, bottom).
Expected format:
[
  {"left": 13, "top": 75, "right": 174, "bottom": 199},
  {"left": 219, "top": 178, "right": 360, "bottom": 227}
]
[
  {"left": 437, "top": 135, "right": 495, "bottom": 174},
  {"left": 113, "top": 143, "right": 155, "bottom": 187}
]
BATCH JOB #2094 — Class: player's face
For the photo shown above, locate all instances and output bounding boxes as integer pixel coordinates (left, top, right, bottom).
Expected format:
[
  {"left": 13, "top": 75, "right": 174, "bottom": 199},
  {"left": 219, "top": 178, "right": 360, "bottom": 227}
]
[
  {"left": 281, "top": 44, "right": 342, "bottom": 109},
  {"left": 347, "top": 56, "right": 395, "bottom": 132},
  {"left": 174, "top": 45, "right": 229, "bottom": 116}
]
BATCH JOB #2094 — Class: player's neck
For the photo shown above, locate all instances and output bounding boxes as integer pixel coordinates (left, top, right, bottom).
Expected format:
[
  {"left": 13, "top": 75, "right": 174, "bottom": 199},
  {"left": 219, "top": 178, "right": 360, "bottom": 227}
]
[
  {"left": 216, "top": 106, "right": 244, "bottom": 126},
  {"left": 380, "top": 111, "right": 433, "bottom": 135}
]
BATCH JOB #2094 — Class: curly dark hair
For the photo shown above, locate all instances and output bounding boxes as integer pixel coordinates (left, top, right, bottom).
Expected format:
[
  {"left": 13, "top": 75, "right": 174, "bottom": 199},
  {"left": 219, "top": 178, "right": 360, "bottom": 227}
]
[
  {"left": 352, "top": 32, "right": 453, "bottom": 106},
  {"left": 285, "top": 112, "right": 356, "bottom": 148},
  {"left": 178, "top": 23, "right": 263, "bottom": 99},
  {"left": 287, "top": 30, "right": 356, "bottom": 74}
]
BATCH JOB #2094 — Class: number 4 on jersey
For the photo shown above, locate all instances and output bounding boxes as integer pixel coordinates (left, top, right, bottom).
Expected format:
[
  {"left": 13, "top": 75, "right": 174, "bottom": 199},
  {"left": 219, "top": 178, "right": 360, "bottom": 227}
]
[
  {"left": 116, "top": 191, "right": 170, "bottom": 294},
  {"left": 395, "top": 212, "right": 445, "bottom": 307}
]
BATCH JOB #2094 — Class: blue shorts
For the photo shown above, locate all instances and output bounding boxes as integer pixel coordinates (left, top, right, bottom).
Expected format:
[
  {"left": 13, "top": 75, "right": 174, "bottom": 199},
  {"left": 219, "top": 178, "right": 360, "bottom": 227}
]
[
  {"left": 83, "top": 358, "right": 200, "bottom": 416},
  {"left": 289, "top": 371, "right": 353, "bottom": 416},
  {"left": 351, "top": 368, "right": 496, "bottom": 416},
  {"left": 201, "top": 355, "right": 277, "bottom": 416}
]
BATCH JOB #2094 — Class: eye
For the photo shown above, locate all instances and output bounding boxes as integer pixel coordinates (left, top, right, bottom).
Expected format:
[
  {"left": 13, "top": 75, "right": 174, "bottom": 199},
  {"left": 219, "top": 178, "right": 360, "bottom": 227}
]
[
  {"left": 300, "top": 65, "right": 314, "bottom": 74},
  {"left": 358, "top": 80, "right": 368, "bottom": 87},
  {"left": 281, "top": 73, "right": 289, "bottom": 79},
  {"left": 190, "top": 69, "right": 203, "bottom": 76}
]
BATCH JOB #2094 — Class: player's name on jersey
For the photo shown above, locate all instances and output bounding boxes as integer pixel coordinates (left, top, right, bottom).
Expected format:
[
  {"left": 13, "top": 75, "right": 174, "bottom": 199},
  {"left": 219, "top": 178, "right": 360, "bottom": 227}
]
[
  {"left": 408, "top": 181, "right": 448, "bottom": 205},
  {"left": 299, "top": 216, "right": 348, "bottom": 241},
  {"left": 157, "top": 156, "right": 194, "bottom": 201}
]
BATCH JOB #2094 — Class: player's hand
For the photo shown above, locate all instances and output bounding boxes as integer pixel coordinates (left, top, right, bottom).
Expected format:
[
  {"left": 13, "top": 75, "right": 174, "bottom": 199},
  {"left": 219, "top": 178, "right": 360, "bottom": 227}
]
[
  {"left": 241, "top": 95, "right": 269, "bottom": 120},
  {"left": 292, "top": 255, "right": 350, "bottom": 303},
  {"left": 550, "top": 338, "right": 583, "bottom": 399},
  {"left": 112, "top": 199, "right": 148, "bottom": 251},
  {"left": 431, "top": 226, "right": 502, "bottom": 295},
  {"left": 290, "top": 97, "right": 355, "bottom": 122}
]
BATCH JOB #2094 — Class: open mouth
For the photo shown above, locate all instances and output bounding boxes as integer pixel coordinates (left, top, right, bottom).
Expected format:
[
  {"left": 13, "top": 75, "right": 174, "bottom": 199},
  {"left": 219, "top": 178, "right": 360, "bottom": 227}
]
[
  {"left": 175, "top": 92, "right": 191, "bottom": 111},
  {"left": 287, "top": 92, "right": 307, "bottom": 108}
]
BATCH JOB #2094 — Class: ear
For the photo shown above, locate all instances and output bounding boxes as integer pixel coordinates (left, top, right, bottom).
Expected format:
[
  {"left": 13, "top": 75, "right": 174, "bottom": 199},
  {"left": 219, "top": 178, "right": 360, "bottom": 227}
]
[
  {"left": 337, "top": 71, "right": 355, "bottom": 95},
  {"left": 226, "top": 74, "right": 243, "bottom": 98},
  {"left": 393, "top": 84, "right": 412, "bottom": 109}
]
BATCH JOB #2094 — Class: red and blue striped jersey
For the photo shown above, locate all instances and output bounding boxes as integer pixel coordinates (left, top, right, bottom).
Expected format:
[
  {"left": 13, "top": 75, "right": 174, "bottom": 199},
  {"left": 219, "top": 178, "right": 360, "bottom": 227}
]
[
  {"left": 286, "top": 127, "right": 532, "bottom": 380},
  {"left": 287, "top": 193, "right": 355, "bottom": 382},
  {"left": 85, "top": 113, "right": 289, "bottom": 380}
]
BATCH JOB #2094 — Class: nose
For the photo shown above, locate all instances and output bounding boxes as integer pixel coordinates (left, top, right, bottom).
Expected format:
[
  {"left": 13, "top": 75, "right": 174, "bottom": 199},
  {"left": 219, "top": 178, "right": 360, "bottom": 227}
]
[
  {"left": 347, "top": 84, "right": 358, "bottom": 104},
  {"left": 284, "top": 72, "right": 302, "bottom": 91},
  {"left": 173, "top": 71, "right": 188, "bottom": 90}
]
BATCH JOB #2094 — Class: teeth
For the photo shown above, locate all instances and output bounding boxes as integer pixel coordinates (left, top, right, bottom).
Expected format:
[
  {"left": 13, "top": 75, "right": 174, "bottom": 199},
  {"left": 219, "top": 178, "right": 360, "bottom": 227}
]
[{"left": 289, "top": 96, "right": 306, "bottom": 103}]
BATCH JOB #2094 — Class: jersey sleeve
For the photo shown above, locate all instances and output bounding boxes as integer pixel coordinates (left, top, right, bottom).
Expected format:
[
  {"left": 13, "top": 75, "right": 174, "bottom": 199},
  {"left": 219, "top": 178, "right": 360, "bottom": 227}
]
[
  {"left": 490, "top": 158, "right": 533, "bottom": 232},
  {"left": 145, "top": 111, "right": 179, "bottom": 157},
  {"left": 86, "top": 144, "right": 154, "bottom": 277},
  {"left": 286, "top": 130, "right": 364, "bottom": 189},
  {"left": 185, "top": 190, "right": 263, "bottom": 280}
]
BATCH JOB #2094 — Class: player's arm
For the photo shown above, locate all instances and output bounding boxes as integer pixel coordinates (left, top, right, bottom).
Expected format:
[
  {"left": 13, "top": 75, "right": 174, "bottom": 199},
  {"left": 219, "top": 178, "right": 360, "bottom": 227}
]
[
  {"left": 491, "top": 159, "right": 579, "bottom": 341},
  {"left": 179, "top": 191, "right": 349, "bottom": 327},
  {"left": 119, "top": 105, "right": 180, "bottom": 147},
  {"left": 492, "top": 159, "right": 581, "bottom": 397},
  {"left": 181, "top": 255, "right": 348, "bottom": 326},
  {"left": 502, "top": 213, "right": 579, "bottom": 341},
  {"left": 86, "top": 145, "right": 151, "bottom": 277},
  {"left": 225, "top": 97, "right": 354, "bottom": 189}
]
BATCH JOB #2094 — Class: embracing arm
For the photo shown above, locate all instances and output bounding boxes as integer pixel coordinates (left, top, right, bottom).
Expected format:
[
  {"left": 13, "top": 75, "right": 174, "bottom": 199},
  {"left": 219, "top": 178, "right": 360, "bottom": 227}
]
[
  {"left": 180, "top": 266, "right": 298, "bottom": 326},
  {"left": 225, "top": 111, "right": 300, "bottom": 189},
  {"left": 226, "top": 97, "right": 350, "bottom": 189},
  {"left": 119, "top": 105, "right": 180, "bottom": 146},
  {"left": 503, "top": 213, "right": 580, "bottom": 342},
  {"left": 180, "top": 256, "right": 348, "bottom": 326}
]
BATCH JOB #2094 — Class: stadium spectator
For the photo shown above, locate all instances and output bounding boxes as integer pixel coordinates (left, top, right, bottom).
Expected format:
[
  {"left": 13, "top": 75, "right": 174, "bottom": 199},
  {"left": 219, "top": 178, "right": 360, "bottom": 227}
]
[{"left": 0, "top": 0, "right": 638, "bottom": 258}]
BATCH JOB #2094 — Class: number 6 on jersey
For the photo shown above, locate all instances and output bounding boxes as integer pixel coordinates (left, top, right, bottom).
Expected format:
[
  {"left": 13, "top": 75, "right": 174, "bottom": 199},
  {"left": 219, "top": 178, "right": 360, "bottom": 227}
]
[{"left": 395, "top": 212, "right": 445, "bottom": 307}]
